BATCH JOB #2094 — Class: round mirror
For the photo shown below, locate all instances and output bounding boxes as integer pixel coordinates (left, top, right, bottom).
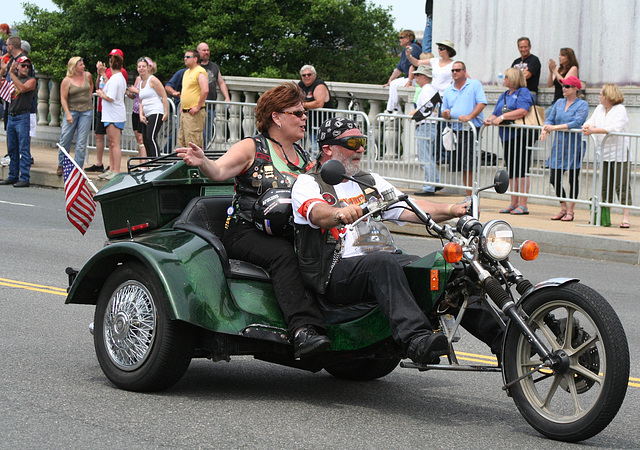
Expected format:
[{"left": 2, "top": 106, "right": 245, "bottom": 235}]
[
  {"left": 493, "top": 170, "right": 510, "bottom": 194},
  {"left": 320, "top": 160, "right": 347, "bottom": 185}
]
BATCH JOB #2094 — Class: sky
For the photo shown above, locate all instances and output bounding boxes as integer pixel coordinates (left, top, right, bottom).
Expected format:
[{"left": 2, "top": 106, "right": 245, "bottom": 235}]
[{"left": 5, "top": 0, "right": 426, "bottom": 32}]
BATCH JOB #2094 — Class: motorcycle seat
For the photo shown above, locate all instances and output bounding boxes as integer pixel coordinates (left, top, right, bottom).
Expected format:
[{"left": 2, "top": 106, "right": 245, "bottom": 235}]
[{"left": 174, "top": 196, "right": 271, "bottom": 282}]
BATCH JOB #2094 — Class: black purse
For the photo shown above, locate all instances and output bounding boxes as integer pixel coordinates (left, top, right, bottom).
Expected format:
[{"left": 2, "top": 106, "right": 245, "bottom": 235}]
[{"left": 500, "top": 91, "right": 514, "bottom": 125}]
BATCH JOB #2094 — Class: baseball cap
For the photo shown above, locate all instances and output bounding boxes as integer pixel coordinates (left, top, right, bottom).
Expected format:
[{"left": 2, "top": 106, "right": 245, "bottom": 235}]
[
  {"left": 562, "top": 76, "right": 582, "bottom": 90},
  {"left": 21, "top": 40, "right": 30, "bottom": 53},
  {"left": 108, "top": 49, "right": 124, "bottom": 58},
  {"left": 17, "top": 55, "right": 31, "bottom": 65}
]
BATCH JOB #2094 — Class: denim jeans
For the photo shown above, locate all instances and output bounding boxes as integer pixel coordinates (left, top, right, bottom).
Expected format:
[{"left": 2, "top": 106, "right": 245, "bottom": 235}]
[
  {"left": 7, "top": 113, "right": 32, "bottom": 182},
  {"left": 416, "top": 121, "right": 440, "bottom": 192},
  {"left": 422, "top": 15, "right": 432, "bottom": 54},
  {"left": 59, "top": 109, "right": 94, "bottom": 167}
]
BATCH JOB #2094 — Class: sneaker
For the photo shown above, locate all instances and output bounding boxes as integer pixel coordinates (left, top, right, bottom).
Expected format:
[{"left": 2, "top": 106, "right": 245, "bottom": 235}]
[
  {"left": 104, "top": 171, "right": 117, "bottom": 180},
  {"left": 13, "top": 181, "right": 30, "bottom": 188},
  {"left": 407, "top": 332, "right": 449, "bottom": 365},
  {"left": 98, "top": 170, "right": 113, "bottom": 179},
  {"left": 85, "top": 164, "right": 104, "bottom": 173},
  {"left": 293, "top": 326, "right": 331, "bottom": 359}
]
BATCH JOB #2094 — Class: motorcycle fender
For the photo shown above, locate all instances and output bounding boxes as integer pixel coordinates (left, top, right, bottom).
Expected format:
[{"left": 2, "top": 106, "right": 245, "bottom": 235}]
[
  {"left": 65, "top": 230, "right": 266, "bottom": 334},
  {"left": 500, "top": 277, "right": 579, "bottom": 390}
]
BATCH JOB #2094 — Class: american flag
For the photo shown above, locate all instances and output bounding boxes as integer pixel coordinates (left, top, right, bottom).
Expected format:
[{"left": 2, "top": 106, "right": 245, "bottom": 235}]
[
  {"left": 0, "top": 78, "right": 14, "bottom": 103},
  {"left": 62, "top": 150, "right": 97, "bottom": 235}
]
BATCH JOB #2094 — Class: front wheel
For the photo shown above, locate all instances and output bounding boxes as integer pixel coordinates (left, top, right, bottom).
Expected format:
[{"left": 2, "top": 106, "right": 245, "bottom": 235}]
[
  {"left": 94, "top": 262, "right": 195, "bottom": 392},
  {"left": 503, "top": 282, "right": 629, "bottom": 442}
]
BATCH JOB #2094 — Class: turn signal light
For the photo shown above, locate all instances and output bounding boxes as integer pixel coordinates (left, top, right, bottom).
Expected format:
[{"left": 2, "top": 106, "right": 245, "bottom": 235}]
[
  {"left": 520, "top": 240, "right": 539, "bottom": 261},
  {"left": 443, "top": 242, "right": 463, "bottom": 263}
]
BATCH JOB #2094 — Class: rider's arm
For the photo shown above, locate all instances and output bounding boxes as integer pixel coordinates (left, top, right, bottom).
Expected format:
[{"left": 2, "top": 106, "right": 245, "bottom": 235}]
[{"left": 177, "top": 138, "right": 254, "bottom": 181}]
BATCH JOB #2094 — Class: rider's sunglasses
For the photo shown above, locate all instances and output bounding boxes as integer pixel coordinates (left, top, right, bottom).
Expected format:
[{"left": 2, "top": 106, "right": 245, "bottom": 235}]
[
  {"left": 280, "top": 110, "right": 307, "bottom": 118},
  {"left": 323, "top": 135, "right": 367, "bottom": 150}
]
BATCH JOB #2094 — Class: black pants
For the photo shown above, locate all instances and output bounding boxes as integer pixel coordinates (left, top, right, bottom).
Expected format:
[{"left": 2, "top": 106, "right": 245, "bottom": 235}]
[
  {"left": 550, "top": 168, "right": 580, "bottom": 200},
  {"left": 326, "top": 252, "right": 433, "bottom": 353},
  {"left": 141, "top": 113, "right": 163, "bottom": 158},
  {"left": 223, "top": 221, "right": 325, "bottom": 335},
  {"left": 326, "top": 252, "right": 504, "bottom": 355}
]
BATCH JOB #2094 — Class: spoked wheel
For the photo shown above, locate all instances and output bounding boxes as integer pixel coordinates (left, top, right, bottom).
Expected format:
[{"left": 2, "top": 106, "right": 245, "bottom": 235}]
[
  {"left": 503, "top": 282, "right": 629, "bottom": 442},
  {"left": 94, "top": 262, "right": 195, "bottom": 392},
  {"left": 324, "top": 356, "right": 400, "bottom": 381}
]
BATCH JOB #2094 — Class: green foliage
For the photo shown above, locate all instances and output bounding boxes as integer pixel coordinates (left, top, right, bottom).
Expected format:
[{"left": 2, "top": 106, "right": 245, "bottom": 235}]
[{"left": 15, "top": 0, "right": 398, "bottom": 84}]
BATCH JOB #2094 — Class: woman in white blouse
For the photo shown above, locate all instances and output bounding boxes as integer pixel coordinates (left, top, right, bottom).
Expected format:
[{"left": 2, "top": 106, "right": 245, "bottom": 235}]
[
  {"left": 582, "top": 83, "right": 632, "bottom": 228},
  {"left": 406, "top": 39, "right": 455, "bottom": 93}
]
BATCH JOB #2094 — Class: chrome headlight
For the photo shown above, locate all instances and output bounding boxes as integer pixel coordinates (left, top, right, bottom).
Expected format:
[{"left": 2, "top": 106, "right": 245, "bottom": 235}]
[{"left": 481, "top": 220, "right": 513, "bottom": 260}]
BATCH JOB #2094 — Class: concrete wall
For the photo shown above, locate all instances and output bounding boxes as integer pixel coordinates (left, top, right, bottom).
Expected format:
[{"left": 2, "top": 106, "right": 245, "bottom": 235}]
[{"left": 432, "top": 0, "right": 640, "bottom": 87}]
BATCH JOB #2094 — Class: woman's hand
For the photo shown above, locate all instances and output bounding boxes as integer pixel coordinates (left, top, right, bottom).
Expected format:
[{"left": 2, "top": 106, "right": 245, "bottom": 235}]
[
  {"left": 176, "top": 142, "right": 206, "bottom": 167},
  {"left": 65, "top": 112, "right": 73, "bottom": 125},
  {"left": 484, "top": 115, "right": 501, "bottom": 126},
  {"left": 161, "top": 113, "right": 167, "bottom": 122},
  {"left": 140, "top": 113, "right": 147, "bottom": 125},
  {"left": 548, "top": 59, "right": 557, "bottom": 72}
]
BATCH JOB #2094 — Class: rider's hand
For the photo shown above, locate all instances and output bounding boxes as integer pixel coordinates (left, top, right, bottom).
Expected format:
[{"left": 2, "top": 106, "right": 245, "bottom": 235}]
[
  {"left": 176, "top": 142, "right": 205, "bottom": 167},
  {"left": 336, "top": 204, "right": 363, "bottom": 225}
]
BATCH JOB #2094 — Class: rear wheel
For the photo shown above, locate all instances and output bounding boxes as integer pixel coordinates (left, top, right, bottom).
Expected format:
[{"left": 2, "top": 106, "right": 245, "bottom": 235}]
[
  {"left": 324, "top": 356, "right": 400, "bottom": 381},
  {"left": 94, "top": 262, "right": 195, "bottom": 392},
  {"left": 503, "top": 282, "right": 629, "bottom": 442}
]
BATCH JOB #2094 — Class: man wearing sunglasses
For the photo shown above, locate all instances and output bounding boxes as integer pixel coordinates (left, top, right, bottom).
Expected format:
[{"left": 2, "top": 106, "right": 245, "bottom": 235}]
[
  {"left": 291, "top": 118, "right": 480, "bottom": 365},
  {"left": 177, "top": 49, "right": 208, "bottom": 148},
  {"left": 1, "top": 56, "right": 36, "bottom": 187}
]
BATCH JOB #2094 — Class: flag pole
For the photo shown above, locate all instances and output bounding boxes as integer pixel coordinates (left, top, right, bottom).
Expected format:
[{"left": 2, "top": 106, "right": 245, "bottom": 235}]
[{"left": 56, "top": 143, "right": 99, "bottom": 194}]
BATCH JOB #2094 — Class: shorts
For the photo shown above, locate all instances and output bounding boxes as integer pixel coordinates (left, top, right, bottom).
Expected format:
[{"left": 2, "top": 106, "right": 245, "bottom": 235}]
[
  {"left": 94, "top": 110, "right": 106, "bottom": 135},
  {"left": 449, "top": 129, "right": 476, "bottom": 172},
  {"left": 131, "top": 110, "right": 143, "bottom": 133},
  {"left": 103, "top": 121, "right": 126, "bottom": 130}
]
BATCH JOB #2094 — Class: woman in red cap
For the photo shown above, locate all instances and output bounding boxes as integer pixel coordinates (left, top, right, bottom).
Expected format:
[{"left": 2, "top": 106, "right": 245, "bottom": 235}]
[{"left": 540, "top": 75, "right": 588, "bottom": 222}]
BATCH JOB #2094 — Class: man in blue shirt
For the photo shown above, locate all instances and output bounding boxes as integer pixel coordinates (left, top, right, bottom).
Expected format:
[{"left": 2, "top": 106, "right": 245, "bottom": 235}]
[{"left": 442, "top": 61, "right": 486, "bottom": 194}]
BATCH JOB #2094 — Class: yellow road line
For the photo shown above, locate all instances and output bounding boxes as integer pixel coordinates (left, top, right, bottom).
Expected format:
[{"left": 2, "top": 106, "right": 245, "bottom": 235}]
[{"left": 0, "top": 278, "right": 67, "bottom": 296}]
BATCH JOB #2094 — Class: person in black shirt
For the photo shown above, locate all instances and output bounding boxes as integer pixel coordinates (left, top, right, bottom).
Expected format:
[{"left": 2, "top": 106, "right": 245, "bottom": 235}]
[{"left": 511, "top": 37, "right": 541, "bottom": 104}]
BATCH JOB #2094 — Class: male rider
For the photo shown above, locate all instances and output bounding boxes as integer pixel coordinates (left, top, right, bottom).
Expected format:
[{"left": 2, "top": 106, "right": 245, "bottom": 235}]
[{"left": 291, "top": 117, "right": 505, "bottom": 365}]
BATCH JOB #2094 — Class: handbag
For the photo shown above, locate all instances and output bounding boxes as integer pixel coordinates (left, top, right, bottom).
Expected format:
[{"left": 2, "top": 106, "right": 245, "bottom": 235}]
[
  {"left": 442, "top": 126, "right": 457, "bottom": 151},
  {"left": 516, "top": 105, "right": 545, "bottom": 126}
]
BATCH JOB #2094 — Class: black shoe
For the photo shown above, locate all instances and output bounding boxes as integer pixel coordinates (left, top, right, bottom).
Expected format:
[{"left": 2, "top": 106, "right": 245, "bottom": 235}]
[
  {"left": 85, "top": 164, "right": 104, "bottom": 172},
  {"left": 413, "top": 190, "right": 436, "bottom": 197},
  {"left": 0, "top": 179, "right": 17, "bottom": 185},
  {"left": 293, "top": 326, "right": 331, "bottom": 359},
  {"left": 435, "top": 186, "right": 444, "bottom": 192},
  {"left": 407, "top": 332, "right": 449, "bottom": 364},
  {"left": 13, "top": 181, "right": 30, "bottom": 188}
]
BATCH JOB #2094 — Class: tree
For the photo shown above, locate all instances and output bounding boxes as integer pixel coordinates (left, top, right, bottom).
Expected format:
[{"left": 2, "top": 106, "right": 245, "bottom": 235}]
[{"left": 16, "top": 0, "right": 398, "bottom": 83}]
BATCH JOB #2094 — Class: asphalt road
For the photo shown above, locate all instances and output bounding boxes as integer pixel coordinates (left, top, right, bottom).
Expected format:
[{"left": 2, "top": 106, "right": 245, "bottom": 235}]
[{"left": 1, "top": 186, "right": 638, "bottom": 448}]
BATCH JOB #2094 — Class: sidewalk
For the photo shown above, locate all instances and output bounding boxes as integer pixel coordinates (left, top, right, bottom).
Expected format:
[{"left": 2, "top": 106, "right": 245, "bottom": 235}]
[{"left": 2, "top": 143, "right": 640, "bottom": 264}]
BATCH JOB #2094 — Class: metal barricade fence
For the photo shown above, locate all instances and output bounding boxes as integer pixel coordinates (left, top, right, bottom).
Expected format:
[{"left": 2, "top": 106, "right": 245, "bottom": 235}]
[
  {"left": 87, "top": 95, "right": 178, "bottom": 157},
  {"left": 593, "top": 132, "right": 640, "bottom": 225}
]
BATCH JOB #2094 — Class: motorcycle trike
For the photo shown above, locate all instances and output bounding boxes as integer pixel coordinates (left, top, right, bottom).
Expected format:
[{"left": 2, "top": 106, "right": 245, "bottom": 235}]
[{"left": 65, "top": 155, "right": 629, "bottom": 442}]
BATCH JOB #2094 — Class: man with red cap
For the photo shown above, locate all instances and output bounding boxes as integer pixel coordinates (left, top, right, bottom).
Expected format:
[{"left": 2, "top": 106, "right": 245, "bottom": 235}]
[{"left": 0, "top": 55, "right": 37, "bottom": 187}]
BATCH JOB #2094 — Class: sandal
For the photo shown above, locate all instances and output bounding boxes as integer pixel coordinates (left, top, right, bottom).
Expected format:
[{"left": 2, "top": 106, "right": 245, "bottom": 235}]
[
  {"left": 561, "top": 212, "right": 574, "bottom": 222},
  {"left": 510, "top": 205, "right": 529, "bottom": 215},
  {"left": 500, "top": 205, "right": 517, "bottom": 214},
  {"left": 620, "top": 222, "right": 630, "bottom": 229},
  {"left": 551, "top": 211, "right": 567, "bottom": 220}
]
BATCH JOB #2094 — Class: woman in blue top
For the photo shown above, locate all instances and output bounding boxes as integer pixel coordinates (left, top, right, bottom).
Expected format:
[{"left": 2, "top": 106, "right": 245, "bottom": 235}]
[
  {"left": 540, "top": 76, "right": 589, "bottom": 221},
  {"left": 484, "top": 68, "right": 534, "bottom": 214}
]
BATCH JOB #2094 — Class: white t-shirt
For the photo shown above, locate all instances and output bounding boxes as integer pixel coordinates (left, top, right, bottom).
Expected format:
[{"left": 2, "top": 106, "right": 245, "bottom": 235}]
[
  {"left": 102, "top": 72, "right": 127, "bottom": 123},
  {"left": 292, "top": 172, "right": 406, "bottom": 258},
  {"left": 415, "top": 83, "right": 440, "bottom": 123},
  {"left": 430, "top": 57, "right": 454, "bottom": 94}
]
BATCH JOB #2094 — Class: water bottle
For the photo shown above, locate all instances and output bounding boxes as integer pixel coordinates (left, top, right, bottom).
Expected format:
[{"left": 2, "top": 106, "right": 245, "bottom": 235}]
[
  {"left": 496, "top": 70, "right": 504, "bottom": 86},
  {"left": 99, "top": 76, "right": 105, "bottom": 90}
]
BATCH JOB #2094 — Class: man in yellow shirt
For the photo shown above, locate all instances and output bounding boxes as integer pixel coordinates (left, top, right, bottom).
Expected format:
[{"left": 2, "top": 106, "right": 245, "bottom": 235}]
[{"left": 177, "top": 49, "right": 209, "bottom": 147}]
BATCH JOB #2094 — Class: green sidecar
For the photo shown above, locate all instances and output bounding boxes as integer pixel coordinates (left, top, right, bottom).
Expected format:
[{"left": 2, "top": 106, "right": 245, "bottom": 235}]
[{"left": 65, "top": 157, "right": 450, "bottom": 392}]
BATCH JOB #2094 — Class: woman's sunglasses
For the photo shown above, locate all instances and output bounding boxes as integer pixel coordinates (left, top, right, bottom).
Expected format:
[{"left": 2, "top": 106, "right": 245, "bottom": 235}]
[
  {"left": 322, "top": 136, "right": 367, "bottom": 150},
  {"left": 280, "top": 110, "right": 307, "bottom": 118}
]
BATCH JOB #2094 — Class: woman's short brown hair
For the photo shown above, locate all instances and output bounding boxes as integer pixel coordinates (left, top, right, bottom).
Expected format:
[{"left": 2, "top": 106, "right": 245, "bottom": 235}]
[
  {"left": 255, "top": 82, "right": 305, "bottom": 133},
  {"left": 601, "top": 83, "right": 624, "bottom": 106},
  {"left": 110, "top": 54, "right": 123, "bottom": 70}
]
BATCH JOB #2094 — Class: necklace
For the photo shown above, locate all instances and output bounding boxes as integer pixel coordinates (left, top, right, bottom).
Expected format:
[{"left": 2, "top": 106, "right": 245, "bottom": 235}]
[{"left": 266, "top": 136, "right": 307, "bottom": 171}]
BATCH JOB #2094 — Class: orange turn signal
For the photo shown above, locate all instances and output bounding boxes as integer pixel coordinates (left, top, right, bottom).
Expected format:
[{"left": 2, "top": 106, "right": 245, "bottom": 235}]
[
  {"left": 519, "top": 240, "right": 539, "bottom": 261},
  {"left": 443, "top": 242, "right": 463, "bottom": 263}
]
